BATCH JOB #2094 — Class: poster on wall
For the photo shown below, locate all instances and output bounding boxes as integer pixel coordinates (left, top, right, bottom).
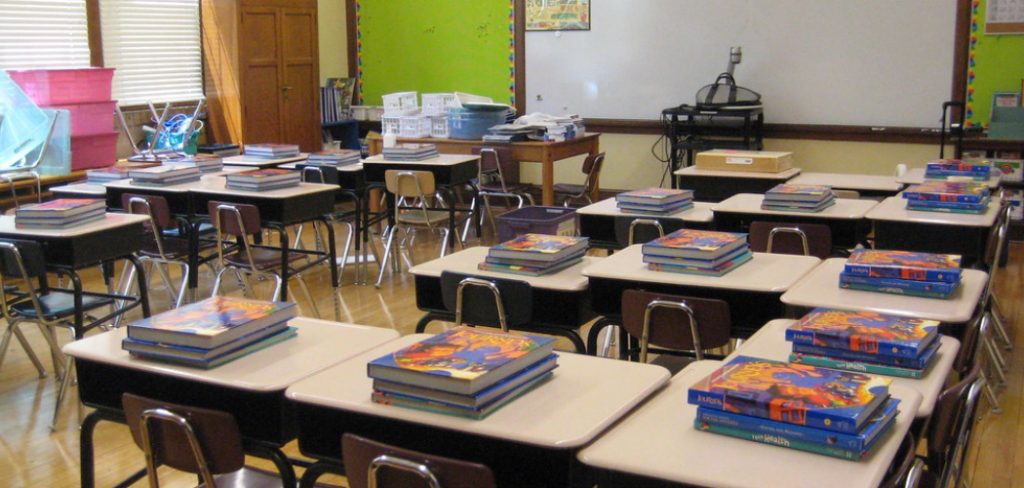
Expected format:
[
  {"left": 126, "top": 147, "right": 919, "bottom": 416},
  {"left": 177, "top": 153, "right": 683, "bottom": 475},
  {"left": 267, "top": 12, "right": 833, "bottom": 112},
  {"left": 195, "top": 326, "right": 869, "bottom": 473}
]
[
  {"left": 986, "top": 0, "right": 1024, "bottom": 34},
  {"left": 526, "top": 0, "right": 590, "bottom": 31}
]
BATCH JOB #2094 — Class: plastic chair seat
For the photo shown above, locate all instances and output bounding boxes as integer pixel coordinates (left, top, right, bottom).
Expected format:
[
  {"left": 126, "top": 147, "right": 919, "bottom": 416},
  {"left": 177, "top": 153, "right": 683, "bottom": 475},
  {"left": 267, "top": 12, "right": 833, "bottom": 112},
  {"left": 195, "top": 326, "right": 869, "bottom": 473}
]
[
  {"left": 139, "top": 236, "right": 192, "bottom": 260},
  {"left": 10, "top": 290, "right": 113, "bottom": 320},
  {"left": 223, "top": 248, "right": 306, "bottom": 271},
  {"left": 162, "top": 222, "right": 215, "bottom": 238}
]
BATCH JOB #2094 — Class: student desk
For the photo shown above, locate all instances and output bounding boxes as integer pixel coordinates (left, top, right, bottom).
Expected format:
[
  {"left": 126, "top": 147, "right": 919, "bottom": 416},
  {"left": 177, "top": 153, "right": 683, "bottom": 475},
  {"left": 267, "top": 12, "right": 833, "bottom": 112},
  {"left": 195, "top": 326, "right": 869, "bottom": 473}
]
[
  {"left": 897, "top": 167, "right": 1001, "bottom": 189},
  {"left": 712, "top": 193, "right": 877, "bottom": 249},
  {"left": 866, "top": 196, "right": 1000, "bottom": 267},
  {"left": 577, "top": 360, "right": 922, "bottom": 488},
  {"left": 673, "top": 166, "right": 801, "bottom": 202},
  {"left": 366, "top": 133, "right": 602, "bottom": 206},
  {"left": 222, "top": 153, "right": 309, "bottom": 168},
  {"left": 577, "top": 197, "right": 714, "bottom": 250},
  {"left": 730, "top": 319, "right": 960, "bottom": 418},
  {"left": 583, "top": 245, "right": 820, "bottom": 341},
  {"left": 781, "top": 258, "right": 988, "bottom": 325},
  {"left": 407, "top": 246, "right": 598, "bottom": 351},
  {"left": 64, "top": 318, "right": 399, "bottom": 488},
  {"left": 50, "top": 181, "right": 114, "bottom": 198},
  {"left": 788, "top": 171, "right": 905, "bottom": 199},
  {"left": 285, "top": 333, "right": 670, "bottom": 488}
]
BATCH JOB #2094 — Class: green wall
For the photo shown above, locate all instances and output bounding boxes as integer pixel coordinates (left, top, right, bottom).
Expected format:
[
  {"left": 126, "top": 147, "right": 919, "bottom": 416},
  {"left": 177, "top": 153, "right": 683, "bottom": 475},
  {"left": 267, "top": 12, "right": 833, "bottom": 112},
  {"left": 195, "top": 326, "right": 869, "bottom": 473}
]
[{"left": 967, "top": 0, "right": 1024, "bottom": 127}]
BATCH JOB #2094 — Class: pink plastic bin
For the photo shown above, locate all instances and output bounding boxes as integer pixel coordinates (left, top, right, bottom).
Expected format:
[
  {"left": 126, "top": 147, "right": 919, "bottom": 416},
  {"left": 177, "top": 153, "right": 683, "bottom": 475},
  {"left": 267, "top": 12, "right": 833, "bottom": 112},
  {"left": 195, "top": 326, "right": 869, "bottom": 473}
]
[
  {"left": 51, "top": 100, "right": 117, "bottom": 137},
  {"left": 71, "top": 132, "right": 119, "bottom": 171},
  {"left": 8, "top": 68, "right": 115, "bottom": 105}
]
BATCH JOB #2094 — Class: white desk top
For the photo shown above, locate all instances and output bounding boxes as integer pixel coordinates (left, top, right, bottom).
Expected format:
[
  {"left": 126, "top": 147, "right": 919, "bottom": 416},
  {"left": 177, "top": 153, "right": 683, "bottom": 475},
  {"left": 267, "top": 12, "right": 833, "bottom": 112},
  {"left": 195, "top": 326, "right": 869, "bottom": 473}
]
[
  {"left": 788, "top": 172, "right": 904, "bottom": 192},
  {"left": 105, "top": 178, "right": 197, "bottom": 194},
  {"left": 279, "top": 161, "right": 364, "bottom": 172},
  {"left": 865, "top": 196, "right": 1000, "bottom": 228},
  {"left": 897, "top": 168, "right": 1001, "bottom": 189},
  {"left": 577, "top": 360, "right": 922, "bottom": 488},
  {"left": 583, "top": 245, "right": 820, "bottom": 293},
  {"left": 223, "top": 154, "right": 309, "bottom": 167},
  {"left": 0, "top": 213, "right": 149, "bottom": 238},
  {"left": 286, "top": 334, "right": 669, "bottom": 449},
  {"left": 189, "top": 179, "right": 338, "bottom": 199},
  {"left": 408, "top": 246, "right": 597, "bottom": 292},
  {"left": 674, "top": 166, "right": 801, "bottom": 180},
  {"left": 781, "top": 258, "right": 987, "bottom": 323},
  {"left": 50, "top": 182, "right": 115, "bottom": 196},
  {"left": 362, "top": 153, "right": 481, "bottom": 167},
  {"left": 576, "top": 197, "right": 714, "bottom": 223},
  {"left": 728, "top": 319, "right": 959, "bottom": 418},
  {"left": 63, "top": 318, "right": 399, "bottom": 392},
  {"left": 712, "top": 193, "right": 878, "bottom": 220}
]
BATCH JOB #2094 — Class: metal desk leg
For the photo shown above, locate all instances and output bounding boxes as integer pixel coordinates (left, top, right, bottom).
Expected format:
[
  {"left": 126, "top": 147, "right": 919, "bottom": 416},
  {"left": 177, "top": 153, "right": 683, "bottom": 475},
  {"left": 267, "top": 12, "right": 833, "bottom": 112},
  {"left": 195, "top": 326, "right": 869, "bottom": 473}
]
[{"left": 322, "top": 216, "right": 339, "bottom": 288}]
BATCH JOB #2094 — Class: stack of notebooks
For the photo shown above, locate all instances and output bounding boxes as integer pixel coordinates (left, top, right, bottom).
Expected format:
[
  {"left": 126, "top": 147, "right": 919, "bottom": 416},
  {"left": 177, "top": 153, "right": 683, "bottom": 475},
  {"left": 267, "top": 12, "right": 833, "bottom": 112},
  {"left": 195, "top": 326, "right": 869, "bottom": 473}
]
[
  {"left": 244, "top": 143, "right": 301, "bottom": 159},
  {"left": 615, "top": 188, "right": 694, "bottom": 215},
  {"left": 367, "top": 327, "right": 558, "bottom": 419},
  {"left": 901, "top": 181, "right": 991, "bottom": 214},
  {"left": 761, "top": 184, "right": 836, "bottom": 212},
  {"left": 690, "top": 355, "right": 898, "bottom": 460},
  {"left": 225, "top": 168, "right": 301, "bottom": 192},
  {"left": 839, "top": 249, "right": 962, "bottom": 299},
  {"left": 924, "top": 159, "right": 991, "bottom": 181},
  {"left": 642, "top": 229, "right": 752, "bottom": 277},
  {"left": 173, "top": 154, "right": 224, "bottom": 173},
  {"left": 786, "top": 309, "right": 941, "bottom": 379},
  {"left": 15, "top": 198, "right": 106, "bottom": 229},
  {"left": 382, "top": 143, "right": 439, "bottom": 161},
  {"left": 121, "top": 296, "right": 297, "bottom": 369},
  {"left": 307, "top": 149, "right": 361, "bottom": 167},
  {"left": 478, "top": 234, "right": 589, "bottom": 276},
  {"left": 129, "top": 165, "right": 202, "bottom": 187}
]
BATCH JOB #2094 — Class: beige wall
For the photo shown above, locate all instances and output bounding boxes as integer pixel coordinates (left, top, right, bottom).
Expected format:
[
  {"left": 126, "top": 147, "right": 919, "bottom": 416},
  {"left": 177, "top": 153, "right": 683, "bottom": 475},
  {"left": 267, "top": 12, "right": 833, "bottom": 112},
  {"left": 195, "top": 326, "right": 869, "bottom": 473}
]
[{"left": 318, "top": 0, "right": 348, "bottom": 84}]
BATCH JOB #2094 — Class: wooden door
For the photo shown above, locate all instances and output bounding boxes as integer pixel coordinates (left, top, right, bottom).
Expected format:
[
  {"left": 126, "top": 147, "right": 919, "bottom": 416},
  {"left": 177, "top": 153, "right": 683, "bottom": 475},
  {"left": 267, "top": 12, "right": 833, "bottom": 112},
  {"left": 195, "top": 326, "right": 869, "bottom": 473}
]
[
  {"left": 239, "top": 6, "right": 283, "bottom": 145},
  {"left": 280, "top": 7, "right": 320, "bottom": 152}
]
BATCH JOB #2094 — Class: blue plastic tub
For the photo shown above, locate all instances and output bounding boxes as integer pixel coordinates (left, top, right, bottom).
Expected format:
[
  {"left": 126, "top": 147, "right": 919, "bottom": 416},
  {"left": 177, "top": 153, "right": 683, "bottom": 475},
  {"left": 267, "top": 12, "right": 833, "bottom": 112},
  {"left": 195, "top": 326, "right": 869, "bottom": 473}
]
[{"left": 447, "top": 107, "right": 508, "bottom": 140}]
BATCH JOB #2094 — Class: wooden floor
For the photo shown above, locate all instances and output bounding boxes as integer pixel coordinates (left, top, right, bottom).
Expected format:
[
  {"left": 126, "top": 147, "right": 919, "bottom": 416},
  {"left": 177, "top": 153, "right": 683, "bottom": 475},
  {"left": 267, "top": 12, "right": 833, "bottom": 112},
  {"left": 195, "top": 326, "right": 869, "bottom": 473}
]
[{"left": 0, "top": 231, "right": 1021, "bottom": 487}]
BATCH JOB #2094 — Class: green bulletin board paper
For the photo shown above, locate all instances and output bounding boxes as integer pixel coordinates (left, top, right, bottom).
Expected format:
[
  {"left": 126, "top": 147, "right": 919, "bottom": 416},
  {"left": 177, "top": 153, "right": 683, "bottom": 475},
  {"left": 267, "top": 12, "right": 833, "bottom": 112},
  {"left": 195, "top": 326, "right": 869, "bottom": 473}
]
[
  {"left": 356, "top": 0, "right": 515, "bottom": 106},
  {"left": 967, "top": 0, "right": 1024, "bottom": 127}
]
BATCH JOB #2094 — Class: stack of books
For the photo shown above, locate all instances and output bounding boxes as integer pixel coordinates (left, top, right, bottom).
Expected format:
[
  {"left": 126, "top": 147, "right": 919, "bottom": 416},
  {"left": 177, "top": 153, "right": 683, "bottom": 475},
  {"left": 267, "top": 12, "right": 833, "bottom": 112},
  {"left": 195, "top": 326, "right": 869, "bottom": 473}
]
[
  {"left": 128, "top": 165, "right": 202, "bottom": 186},
  {"left": 198, "top": 143, "right": 241, "bottom": 157},
  {"left": 761, "top": 184, "right": 836, "bottom": 212},
  {"left": 307, "top": 149, "right": 361, "bottom": 167},
  {"left": 225, "top": 168, "right": 301, "bottom": 191},
  {"left": 244, "top": 143, "right": 301, "bottom": 159},
  {"left": 786, "top": 308, "right": 941, "bottom": 379},
  {"left": 690, "top": 355, "right": 898, "bottom": 460},
  {"left": 901, "top": 181, "right": 991, "bottom": 214},
  {"left": 478, "top": 234, "right": 589, "bottom": 276},
  {"left": 173, "top": 154, "right": 224, "bottom": 173},
  {"left": 121, "top": 296, "right": 298, "bottom": 369},
  {"left": 615, "top": 188, "right": 694, "bottom": 215},
  {"left": 85, "top": 166, "right": 130, "bottom": 183},
  {"left": 367, "top": 327, "right": 558, "bottom": 419},
  {"left": 15, "top": 198, "right": 106, "bottom": 229},
  {"left": 924, "top": 159, "right": 991, "bottom": 181},
  {"left": 642, "top": 229, "right": 752, "bottom": 277},
  {"left": 382, "top": 143, "right": 439, "bottom": 161},
  {"left": 839, "top": 249, "right": 962, "bottom": 299}
]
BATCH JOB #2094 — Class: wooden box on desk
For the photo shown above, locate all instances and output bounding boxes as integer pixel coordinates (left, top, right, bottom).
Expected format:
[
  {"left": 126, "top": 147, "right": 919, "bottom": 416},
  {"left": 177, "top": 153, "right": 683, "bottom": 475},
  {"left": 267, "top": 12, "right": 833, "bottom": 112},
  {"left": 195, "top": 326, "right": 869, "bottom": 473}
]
[{"left": 695, "top": 150, "right": 794, "bottom": 173}]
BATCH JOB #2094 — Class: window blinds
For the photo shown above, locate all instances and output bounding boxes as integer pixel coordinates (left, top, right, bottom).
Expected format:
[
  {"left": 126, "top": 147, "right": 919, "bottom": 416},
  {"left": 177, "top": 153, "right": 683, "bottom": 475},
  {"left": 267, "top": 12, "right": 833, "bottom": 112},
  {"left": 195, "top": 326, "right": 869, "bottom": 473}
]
[{"left": 0, "top": 0, "right": 90, "bottom": 70}]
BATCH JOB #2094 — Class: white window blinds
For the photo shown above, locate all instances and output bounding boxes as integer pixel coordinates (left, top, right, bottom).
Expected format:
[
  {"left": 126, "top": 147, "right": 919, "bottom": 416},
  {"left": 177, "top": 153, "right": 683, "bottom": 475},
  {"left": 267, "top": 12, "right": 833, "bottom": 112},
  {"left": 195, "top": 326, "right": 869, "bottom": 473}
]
[
  {"left": 0, "top": 0, "right": 90, "bottom": 70},
  {"left": 99, "top": 0, "right": 203, "bottom": 105}
]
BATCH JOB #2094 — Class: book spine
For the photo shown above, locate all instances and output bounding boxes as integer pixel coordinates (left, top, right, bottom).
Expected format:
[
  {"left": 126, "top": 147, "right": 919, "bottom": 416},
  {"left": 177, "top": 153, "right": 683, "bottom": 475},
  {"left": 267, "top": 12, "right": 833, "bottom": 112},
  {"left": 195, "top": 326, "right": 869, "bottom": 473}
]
[
  {"left": 905, "top": 204, "right": 987, "bottom": 215},
  {"left": 841, "top": 264, "right": 960, "bottom": 283},
  {"left": 790, "top": 343, "right": 933, "bottom": 367},
  {"left": 687, "top": 388, "right": 860, "bottom": 433},
  {"left": 694, "top": 420, "right": 866, "bottom": 461},
  {"left": 839, "top": 273, "right": 957, "bottom": 298},
  {"left": 903, "top": 198, "right": 988, "bottom": 211},
  {"left": 839, "top": 280, "right": 953, "bottom": 299},
  {"left": 790, "top": 353, "right": 924, "bottom": 379},
  {"left": 901, "top": 192, "right": 985, "bottom": 204},
  {"left": 696, "top": 407, "right": 872, "bottom": 451}
]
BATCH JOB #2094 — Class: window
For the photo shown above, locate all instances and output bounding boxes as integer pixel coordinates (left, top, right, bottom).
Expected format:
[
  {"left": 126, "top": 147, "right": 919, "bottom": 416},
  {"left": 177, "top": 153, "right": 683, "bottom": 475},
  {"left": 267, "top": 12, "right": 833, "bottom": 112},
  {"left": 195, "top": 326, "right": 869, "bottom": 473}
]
[
  {"left": 0, "top": 0, "right": 90, "bottom": 70},
  {"left": 99, "top": 0, "right": 203, "bottom": 106}
]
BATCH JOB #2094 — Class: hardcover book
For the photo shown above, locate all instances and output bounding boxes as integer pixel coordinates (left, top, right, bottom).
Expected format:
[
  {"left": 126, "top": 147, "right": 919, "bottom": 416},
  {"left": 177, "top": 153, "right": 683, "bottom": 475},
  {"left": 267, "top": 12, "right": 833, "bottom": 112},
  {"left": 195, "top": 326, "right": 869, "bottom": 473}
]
[
  {"left": 903, "top": 197, "right": 989, "bottom": 212},
  {"left": 15, "top": 198, "right": 105, "bottom": 218},
  {"left": 487, "top": 234, "right": 589, "bottom": 262},
  {"left": 844, "top": 249, "right": 961, "bottom": 283},
  {"left": 905, "top": 203, "right": 988, "bottom": 215},
  {"left": 370, "top": 370, "right": 553, "bottom": 419},
  {"left": 764, "top": 184, "right": 835, "bottom": 202},
  {"left": 125, "top": 296, "right": 297, "bottom": 349},
  {"left": 786, "top": 308, "right": 939, "bottom": 358},
  {"left": 761, "top": 199, "right": 837, "bottom": 213},
  {"left": 618, "top": 201, "right": 694, "bottom": 215},
  {"left": 901, "top": 181, "right": 990, "bottom": 203},
  {"left": 477, "top": 256, "right": 583, "bottom": 276},
  {"left": 646, "top": 250, "right": 753, "bottom": 277},
  {"left": 642, "top": 229, "right": 749, "bottom": 260},
  {"left": 616, "top": 187, "right": 694, "bottom": 205},
  {"left": 227, "top": 168, "right": 300, "bottom": 181},
  {"left": 791, "top": 340, "right": 940, "bottom": 370},
  {"left": 789, "top": 351, "right": 933, "bottom": 379},
  {"left": 121, "top": 321, "right": 290, "bottom": 360},
  {"left": 643, "top": 245, "right": 750, "bottom": 267},
  {"left": 127, "top": 326, "right": 297, "bottom": 369},
  {"left": 925, "top": 159, "right": 991, "bottom": 173},
  {"left": 839, "top": 273, "right": 959, "bottom": 299}
]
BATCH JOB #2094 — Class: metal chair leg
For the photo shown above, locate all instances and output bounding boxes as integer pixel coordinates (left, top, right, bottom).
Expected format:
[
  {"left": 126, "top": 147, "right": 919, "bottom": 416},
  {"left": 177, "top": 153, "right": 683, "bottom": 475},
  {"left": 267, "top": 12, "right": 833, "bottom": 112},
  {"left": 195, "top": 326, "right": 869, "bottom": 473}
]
[
  {"left": 295, "top": 274, "right": 321, "bottom": 319},
  {"left": 0, "top": 321, "right": 47, "bottom": 378},
  {"left": 989, "top": 301, "right": 1013, "bottom": 351},
  {"left": 210, "top": 266, "right": 230, "bottom": 297},
  {"left": 375, "top": 225, "right": 398, "bottom": 288},
  {"left": 337, "top": 221, "right": 354, "bottom": 283},
  {"left": 270, "top": 274, "right": 284, "bottom": 302},
  {"left": 51, "top": 356, "right": 74, "bottom": 431}
]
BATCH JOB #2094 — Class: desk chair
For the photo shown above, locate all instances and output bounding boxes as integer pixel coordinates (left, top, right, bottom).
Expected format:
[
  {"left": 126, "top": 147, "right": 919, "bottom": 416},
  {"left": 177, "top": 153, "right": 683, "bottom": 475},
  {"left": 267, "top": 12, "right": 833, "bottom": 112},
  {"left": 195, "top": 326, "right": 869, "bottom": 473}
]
[
  {"left": 918, "top": 364, "right": 983, "bottom": 488},
  {"left": 0, "top": 110, "right": 58, "bottom": 208},
  {"left": 554, "top": 152, "right": 605, "bottom": 207},
  {"left": 613, "top": 218, "right": 665, "bottom": 248},
  {"left": 981, "top": 203, "right": 1013, "bottom": 352},
  {"left": 122, "top": 194, "right": 194, "bottom": 309},
  {"left": 748, "top": 221, "right": 832, "bottom": 260},
  {"left": 879, "top": 433, "right": 922, "bottom": 488},
  {"left": 618, "top": 289, "right": 731, "bottom": 373},
  {"left": 342, "top": 433, "right": 496, "bottom": 488},
  {"left": 298, "top": 165, "right": 359, "bottom": 282},
  {"left": 464, "top": 147, "right": 534, "bottom": 239}
]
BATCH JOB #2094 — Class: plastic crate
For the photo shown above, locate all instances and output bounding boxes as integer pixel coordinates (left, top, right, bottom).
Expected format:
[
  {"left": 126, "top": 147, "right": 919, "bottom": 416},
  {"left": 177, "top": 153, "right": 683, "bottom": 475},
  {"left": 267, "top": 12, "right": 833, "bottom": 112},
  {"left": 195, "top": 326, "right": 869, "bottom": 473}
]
[
  {"left": 429, "top": 115, "right": 449, "bottom": 138},
  {"left": 495, "top": 206, "right": 578, "bottom": 242},
  {"left": 50, "top": 100, "right": 116, "bottom": 137},
  {"left": 8, "top": 68, "right": 114, "bottom": 105},
  {"left": 70, "top": 131, "right": 118, "bottom": 170},
  {"left": 447, "top": 107, "right": 508, "bottom": 140},
  {"left": 399, "top": 115, "right": 431, "bottom": 138},
  {"left": 381, "top": 115, "right": 402, "bottom": 135},
  {"left": 382, "top": 91, "right": 418, "bottom": 114},
  {"left": 422, "top": 93, "right": 458, "bottom": 116}
]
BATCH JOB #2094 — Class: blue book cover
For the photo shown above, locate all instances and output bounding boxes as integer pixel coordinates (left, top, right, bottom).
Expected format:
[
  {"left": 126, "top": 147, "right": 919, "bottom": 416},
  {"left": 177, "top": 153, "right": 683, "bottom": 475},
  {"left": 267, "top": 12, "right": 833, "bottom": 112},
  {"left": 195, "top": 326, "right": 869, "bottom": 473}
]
[
  {"left": 844, "top": 249, "right": 961, "bottom": 283},
  {"left": 839, "top": 273, "right": 959, "bottom": 299},
  {"left": 901, "top": 181, "right": 990, "bottom": 204},
  {"left": 790, "top": 352, "right": 930, "bottom": 379},
  {"left": 786, "top": 308, "right": 939, "bottom": 358},
  {"left": 694, "top": 413, "right": 895, "bottom": 461},
  {"left": 903, "top": 197, "right": 989, "bottom": 212},
  {"left": 840, "top": 280, "right": 957, "bottom": 299},
  {"left": 906, "top": 203, "right": 987, "bottom": 215},
  {"left": 791, "top": 340, "right": 940, "bottom": 369}
]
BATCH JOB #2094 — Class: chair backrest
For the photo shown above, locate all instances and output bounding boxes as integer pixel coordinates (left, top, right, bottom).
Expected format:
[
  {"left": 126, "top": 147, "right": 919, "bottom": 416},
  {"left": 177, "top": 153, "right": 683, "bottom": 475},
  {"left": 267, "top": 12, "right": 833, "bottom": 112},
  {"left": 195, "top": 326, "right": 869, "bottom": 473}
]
[
  {"left": 301, "top": 165, "right": 340, "bottom": 185},
  {"left": 440, "top": 271, "right": 532, "bottom": 329},
  {"left": 981, "top": 202, "right": 1011, "bottom": 298},
  {"left": 207, "top": 200, "right": 261, "bottom": 238},
  {"left": 748, "top": 221, "right": 832, "bottom": 259},
  {"left": 614, "top": 218, "right": 665, "bottom": 247},
  {"left": 0, "top": 238, "right": 49, "bottom": 317},
  {"left": 122, "top": 193, "right": 174, "bottom": 229},
  {"left": 385, "top": 170, "right": 436, "bottom": 199},
  {"left": 621, "top": 289, "right": 731, "bottom": 362},
  {"left": 925, "top": 363, "right": 983, "bottom": 487},
  {"left": 879, "top": 432, "right": 917, "bottom": 488},
  {"left": 342, "top": 433, "right": 496, "bottom": 488},
  {"left": 582, "top": 152, "right": 605, "bottom": 194}
]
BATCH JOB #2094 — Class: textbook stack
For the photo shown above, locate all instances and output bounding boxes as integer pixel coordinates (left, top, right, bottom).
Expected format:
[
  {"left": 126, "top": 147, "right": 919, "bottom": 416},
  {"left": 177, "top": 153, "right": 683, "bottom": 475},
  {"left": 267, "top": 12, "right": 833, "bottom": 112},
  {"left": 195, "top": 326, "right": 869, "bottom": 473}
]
[
  {"left": 924, "top": 159, "right": 991, "bottom": 181},
  {"left": 367, "top": 327, "right": 558, "bottom": 419},
  {"left": 121, "top": 296, "right": 298, "bottom": 369},
  {"left": 174, "top": 154, "right": 224, "bottom": 173},
  {"left": 225, "top": 168, "right": 301, "bottom": 192},
  {"left": 198, "top": 143, "right": 241, "bottom": 157},
  {"left": 901, "top": 181, "right": 991, "bottom": 214},
  {"left": 306, "top": 149, "right": 361, "bottom": 167},
  {"left": 381, "top": 143, "right": 439, "bottom": 161},
  {"left": 15, "top": 198, "right": 105, "bottom": 229},
  {"left": 839, "top": 249, "right": 962, "bottom": 299},
  {"left": 761, "top": 184, "right": 836, "bottom": 212},
  {"left": 478, "top": 234, "right": 589, "bottom": 276},
  {"left": 128, "top": 165, "right": 201, "bottom": 186},
  {"left": 690, "top": 355, "right": 898, "bottom": 460},
  {"left": 786, "top": 309, "right": 941, "bottom": 379},
  {"left": 615, "top": 187, "right": 694, "bottom": 215},
  {"left": 642, "top": 229, "right": 752, "bottom": 277},
  {"left": 243, "top": 143, "right": 301, "bottom": 159},
  {"left": 85, "top": 166, "right": 130, "bottom": 183}
]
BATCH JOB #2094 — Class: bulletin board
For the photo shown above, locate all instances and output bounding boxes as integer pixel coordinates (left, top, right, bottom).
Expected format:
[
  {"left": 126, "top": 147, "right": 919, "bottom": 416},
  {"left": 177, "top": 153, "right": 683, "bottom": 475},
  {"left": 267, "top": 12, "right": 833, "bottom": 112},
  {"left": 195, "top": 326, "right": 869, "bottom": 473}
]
[{"left": 967, "top": 0, "right": 1024, "bottom": 127}]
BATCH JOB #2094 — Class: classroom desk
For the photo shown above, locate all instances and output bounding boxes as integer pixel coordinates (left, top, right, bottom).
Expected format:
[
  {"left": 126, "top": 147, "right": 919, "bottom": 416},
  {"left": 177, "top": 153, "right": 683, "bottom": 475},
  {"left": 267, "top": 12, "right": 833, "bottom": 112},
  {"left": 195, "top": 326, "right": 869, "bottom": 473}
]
[
  {"left": 366, "top": 133, "right": 602, "bottom": 206},
  {"left": 408, "top": 246, "right": 598, "bottom": 351},
  {"left": 673, "top": 166, "right": 801, "bottom": 202},
  {"left": 577, "top": 360, "right": 922, "bottom": 488},
  {"left": 222, "top": 153, "right": 309, "bottom": 168},
  {"left": 866, "top": 196, "right": 1000, "bottom": 267},
  {"left": 897, "top": 167, "right": 1001, "bottom": 189},
  {"left": 285, "top": 333, "right": 670, "bottom": 488},
  {"left": 50, "top": 181, "right": 114, "bottom": 198},
  {"left": 64, "top": 318, "right": 399, "bottom": 488},
  {"left": 712, "top": 193, "right": 877, "bottom": 249},
  {"left": 781, "top": 258, "right": 987, "bottom": 325},
  {"left": 729, "top": 319, "right": 959, "bottom": 418},
  {"left": 583, "top": 245, "right": 820, "bottom": 341},
  {"left": 788, "top": 171, "right": 905, "bottom": 198},
  {"left": 577, "top": 197, "right": 714, "bottom": 250}
]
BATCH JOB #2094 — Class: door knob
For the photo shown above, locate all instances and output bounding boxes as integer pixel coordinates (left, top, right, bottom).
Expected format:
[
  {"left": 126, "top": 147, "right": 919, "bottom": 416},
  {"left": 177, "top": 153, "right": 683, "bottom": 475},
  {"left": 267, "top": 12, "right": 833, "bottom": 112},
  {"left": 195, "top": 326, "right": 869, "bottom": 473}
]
[{"left": 282, "top": 85, "right": 293, "bottom": 92}]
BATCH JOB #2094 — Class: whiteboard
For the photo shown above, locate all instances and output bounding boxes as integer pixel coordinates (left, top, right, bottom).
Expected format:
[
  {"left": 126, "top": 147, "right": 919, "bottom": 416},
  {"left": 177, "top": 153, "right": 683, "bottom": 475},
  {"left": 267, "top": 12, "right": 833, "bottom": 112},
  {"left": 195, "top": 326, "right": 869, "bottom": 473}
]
[{"left": 525, "top": 0, "right": 957, "bottom": 128}]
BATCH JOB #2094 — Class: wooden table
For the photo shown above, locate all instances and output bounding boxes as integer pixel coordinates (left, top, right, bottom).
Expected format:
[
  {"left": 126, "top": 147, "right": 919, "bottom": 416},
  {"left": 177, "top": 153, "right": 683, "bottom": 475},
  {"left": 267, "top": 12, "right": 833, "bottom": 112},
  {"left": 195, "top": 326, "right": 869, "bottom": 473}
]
[
  {"left": 285, "top": 333, "right": 670, "bottom": 488},
  {"left": 577, "top": 360, "right": 922, "bottom": 488},
  {"left": 673, "top": 166, "right": 801, "bottom": 202},
  {"left": 712, "top": 193, "right": 878, "bottom": 248},
  {"left": 577, "top": 197, "right": 714, "bottom": 250},
  {"left": 366, "top": 133, "right": 602, "bottom": 206},
  {"left": 866, "top": 196, "right": 1000, "bottom": 267},
  {"left": 788, "top": 171, "right": 905, "bottom": 198},
  {"left": 898, "top": 167, "right": 1001, "bottom": 189}
]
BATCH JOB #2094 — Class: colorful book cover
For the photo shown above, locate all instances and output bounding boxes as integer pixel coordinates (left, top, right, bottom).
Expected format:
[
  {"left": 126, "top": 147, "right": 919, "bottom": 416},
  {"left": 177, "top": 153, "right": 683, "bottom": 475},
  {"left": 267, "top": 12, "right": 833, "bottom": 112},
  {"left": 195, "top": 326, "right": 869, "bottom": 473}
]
[
  {"left": 786, "top": 308, "right": 939, "bottom": 358},
  {"left": 926, "top": 159, "right": 991, "bottom": 172},
  {"left": 903, "top": 197, "right": 989, "bottom": 212},
  {"left": 789, "top": 352, "right": 929, "bottom": 379},
  {"left": 16, "top": 198, "right": 104, "bottom": 214},
  {"left": 644, "top": 245, "right": 750, "bottom": 266},
  {"left": 844, "top": 249, "right": 961, "bottom": 283},
  {"left": 126, "top": 297, "right": 297, "bottom": 348},
  {"left": 761, "top": 199, "right": 837, "bottom": 213},
  {"left": 618, "top": 201, "right": 694, "bottom": 215},
  {"left": 488, "top": 234, "right": 589, "bottom": 262},
  {"left": 647, "top": 251, "right": 752, "bottom": 277},
  {"left": 128, "top": 326, "right": 298, "bottom": 369},
  {"left": 839, "top": 280, "right": 957, "bottom": 299},
  {"left": 791, "top": 340, "right": 939, "bottom": 370},
  {"left": 687, "top": 355, "right": 891, "bottom": 433},
  {"left": 906, "top": 203, "right": 987, "bottom": 215},
  {"left": 839, "top": 273, "right": 959, "bottom": 299},
  {"left": 901, "top": 181, "right": 990, "bottom": 203},
  {"left": 642, "top": 229, "right": 748, "bottom": 259},
  {"left": 477, "top": 256, "right": 582, "bottom": 276},
  {"left": 231, "top": 168, "right": 297, "bottom": 178},
  {"left": 370, "top": 371, "right": 554, "bottom": 420}
]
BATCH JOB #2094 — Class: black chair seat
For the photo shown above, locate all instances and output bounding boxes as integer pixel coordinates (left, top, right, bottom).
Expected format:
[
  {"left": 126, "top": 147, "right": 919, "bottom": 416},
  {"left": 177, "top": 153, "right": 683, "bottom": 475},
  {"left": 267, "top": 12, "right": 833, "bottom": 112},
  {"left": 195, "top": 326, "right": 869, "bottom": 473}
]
[
  {"left": 139, "top": 236, "right": 216, "bottom": 260},
  {"left": 162, "top": 222, "right": 215, "bottom": 238},
  {"left": 11, "top": 290, "right": 114, "bottom": 320}
]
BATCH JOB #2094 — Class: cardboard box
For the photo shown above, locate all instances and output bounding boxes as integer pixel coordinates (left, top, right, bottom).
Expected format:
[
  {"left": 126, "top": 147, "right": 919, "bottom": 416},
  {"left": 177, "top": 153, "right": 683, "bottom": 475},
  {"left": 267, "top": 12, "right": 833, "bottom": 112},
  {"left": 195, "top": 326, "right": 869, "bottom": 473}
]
[{"left": 695, "top": 150, "right": 794, "bottom": 173}]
